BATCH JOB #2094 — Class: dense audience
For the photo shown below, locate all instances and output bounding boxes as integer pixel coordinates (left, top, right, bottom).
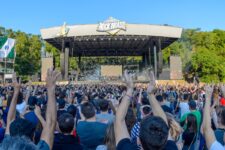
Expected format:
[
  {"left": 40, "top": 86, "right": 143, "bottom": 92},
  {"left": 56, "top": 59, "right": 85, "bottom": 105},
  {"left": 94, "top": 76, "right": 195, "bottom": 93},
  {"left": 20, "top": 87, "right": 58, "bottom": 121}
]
[{"left": 0, "top": 68, "right": 224, "bottom": 150}]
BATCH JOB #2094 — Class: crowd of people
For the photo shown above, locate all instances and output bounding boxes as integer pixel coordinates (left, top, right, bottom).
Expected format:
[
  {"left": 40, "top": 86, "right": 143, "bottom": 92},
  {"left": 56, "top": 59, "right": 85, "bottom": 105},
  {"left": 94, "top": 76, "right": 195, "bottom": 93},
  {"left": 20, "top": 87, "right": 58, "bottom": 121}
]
[{"left": 0, "top": 68, "right": 224, "bottom": 150}]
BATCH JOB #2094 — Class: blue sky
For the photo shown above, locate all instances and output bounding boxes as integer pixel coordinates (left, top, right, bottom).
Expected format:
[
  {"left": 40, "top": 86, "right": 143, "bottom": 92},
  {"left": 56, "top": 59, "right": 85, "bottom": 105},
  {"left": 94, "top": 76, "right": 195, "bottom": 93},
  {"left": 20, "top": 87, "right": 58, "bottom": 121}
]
[{"left": 1, "top": 0, "right": 225, "bottom": 34}]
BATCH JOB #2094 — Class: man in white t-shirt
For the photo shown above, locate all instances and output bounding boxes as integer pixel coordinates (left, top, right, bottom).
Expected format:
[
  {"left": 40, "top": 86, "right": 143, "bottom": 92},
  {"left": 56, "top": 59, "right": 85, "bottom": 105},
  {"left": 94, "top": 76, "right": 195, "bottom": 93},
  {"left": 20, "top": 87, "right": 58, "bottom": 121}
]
[
  {"left": 16, "top": 92, "right": 26, "bottom": 114},
  {"left": 179, "top": 93, "right": 190, "bottom": 118}
]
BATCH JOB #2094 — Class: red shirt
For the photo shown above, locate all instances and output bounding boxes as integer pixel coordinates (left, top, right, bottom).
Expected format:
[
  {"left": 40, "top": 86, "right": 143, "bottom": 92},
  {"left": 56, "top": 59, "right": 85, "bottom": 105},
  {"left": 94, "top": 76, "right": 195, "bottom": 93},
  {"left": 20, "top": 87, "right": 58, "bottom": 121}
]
[
  {"left": 72, "top": 129, "right": 80, "bottom": 143},
  {"left": 220, "top": 97, "right": 225, "bottom": 106}
]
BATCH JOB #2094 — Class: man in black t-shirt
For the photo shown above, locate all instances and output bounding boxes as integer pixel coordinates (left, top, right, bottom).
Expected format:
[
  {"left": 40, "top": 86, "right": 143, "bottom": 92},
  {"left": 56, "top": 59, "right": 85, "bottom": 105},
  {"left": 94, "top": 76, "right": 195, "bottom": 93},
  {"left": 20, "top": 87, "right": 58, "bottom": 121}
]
[
  {"left": 57, "top": 99, "right": 67, "bottom": 118},
  {"left": 156, "top": 95, "right": 173, "bottom": 114},
  {"left": 53, "top": 113, "right": 82, "bottom": 150}
]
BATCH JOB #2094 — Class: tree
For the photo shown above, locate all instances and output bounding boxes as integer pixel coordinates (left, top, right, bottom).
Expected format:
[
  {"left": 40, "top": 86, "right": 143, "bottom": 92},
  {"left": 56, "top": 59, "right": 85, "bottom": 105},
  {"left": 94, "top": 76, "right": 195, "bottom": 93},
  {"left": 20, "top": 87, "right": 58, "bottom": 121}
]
[
  {"left": 14, "top": 32, "right": 41, "bottom": 76},
  {"left": 69, "top": 57, "right": 78, "bottom": 71},
  {"left": 163, "top": 29, "right": 225, "bottom": 82},
  {"left": 191, "top": 48, "right": 225, "bottom": 82},
  {"left": 190, "top": 30, "right": 225, "bottom": 82},
  {"left": 45, "top": 42, "right": 60, "bottom": 69},
  {"left": 0, "top": 27, "right": 6, "bottom": 36}
]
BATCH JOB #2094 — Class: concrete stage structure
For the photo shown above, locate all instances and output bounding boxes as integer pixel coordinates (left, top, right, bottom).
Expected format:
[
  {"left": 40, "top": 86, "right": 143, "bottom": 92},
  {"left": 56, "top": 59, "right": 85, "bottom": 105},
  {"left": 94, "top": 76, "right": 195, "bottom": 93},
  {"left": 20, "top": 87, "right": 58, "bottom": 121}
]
[{"left": 40, "top": 17, "right": 182, "bottom": 80}]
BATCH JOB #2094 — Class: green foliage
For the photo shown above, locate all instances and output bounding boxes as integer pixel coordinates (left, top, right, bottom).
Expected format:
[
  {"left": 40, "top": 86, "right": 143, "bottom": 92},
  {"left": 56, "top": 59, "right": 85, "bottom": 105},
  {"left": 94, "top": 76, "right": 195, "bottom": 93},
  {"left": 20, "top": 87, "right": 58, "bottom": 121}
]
[
  {"left": 14, "top": 32, "right": 41, "bottom": 76},
  {"left": 45, "top": 42, "right": 60, "bottom": 56},
  {"left": 69, "top": 57, "right": 78, "bottom": 71},
  {"left": 190, "top": 30, "right": 225, "bottom": 82},
  {"left": 191, "top": 48, "right": 225, "bottom": 82},
  {"left": 164, "top": 29, "right": 225, "bottom": 83}
]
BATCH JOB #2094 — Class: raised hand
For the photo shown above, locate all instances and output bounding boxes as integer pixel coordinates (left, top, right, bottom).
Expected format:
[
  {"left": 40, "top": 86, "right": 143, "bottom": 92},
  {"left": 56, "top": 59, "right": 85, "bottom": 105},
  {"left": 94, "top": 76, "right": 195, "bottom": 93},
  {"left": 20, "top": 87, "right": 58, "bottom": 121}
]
[
  {"left": 46, "top": 68, "right": 60, "bottom": 89},
  {"left": 205, "top": 85, "right": 214, "bottom": 101},
  {"left": 12, "top": 73, "right": 21, "bottom": 90},
  {"left": 27, "top": 80, "right": 33, "bottom": 90},
  {"left": 124, "top": 70, "right": 133, "bottom": 89},
  {"left": 34, "top": 105, "right": 41, "bottom": 117},
  {"left": 147, "top": 71, "right": 156, "bottom": 94}
]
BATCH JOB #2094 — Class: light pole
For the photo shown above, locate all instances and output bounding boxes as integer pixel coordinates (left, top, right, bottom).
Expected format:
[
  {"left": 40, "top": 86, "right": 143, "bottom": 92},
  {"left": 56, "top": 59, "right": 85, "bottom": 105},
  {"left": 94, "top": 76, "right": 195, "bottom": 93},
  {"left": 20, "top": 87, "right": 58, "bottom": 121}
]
[{"left": 4, "top": 50, "right": 7, "bottom": 84}]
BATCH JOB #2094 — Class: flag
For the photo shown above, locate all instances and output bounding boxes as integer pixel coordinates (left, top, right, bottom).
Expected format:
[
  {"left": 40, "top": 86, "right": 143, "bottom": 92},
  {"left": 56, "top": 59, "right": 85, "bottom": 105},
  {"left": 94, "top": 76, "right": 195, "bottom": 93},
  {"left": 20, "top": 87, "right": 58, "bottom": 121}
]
[{"left": 0, "top": 37, "right": 15, "bottom": 59}]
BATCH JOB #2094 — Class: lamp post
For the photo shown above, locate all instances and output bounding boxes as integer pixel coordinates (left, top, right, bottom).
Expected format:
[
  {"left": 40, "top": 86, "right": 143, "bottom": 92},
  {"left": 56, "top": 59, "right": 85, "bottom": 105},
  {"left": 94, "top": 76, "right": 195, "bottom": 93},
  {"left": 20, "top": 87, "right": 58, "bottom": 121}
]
[
  {"left": 154, "top": 45, "right": 157, "bottom": 79},
  {"left": 4, "top": 49, "right": 7, "bottom": 84}
]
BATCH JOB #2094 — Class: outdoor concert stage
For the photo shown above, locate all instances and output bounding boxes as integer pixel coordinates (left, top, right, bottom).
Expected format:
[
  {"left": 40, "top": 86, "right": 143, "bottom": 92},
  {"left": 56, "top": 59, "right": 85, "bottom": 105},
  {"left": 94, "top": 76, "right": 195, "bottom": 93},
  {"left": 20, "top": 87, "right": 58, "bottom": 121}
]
[{"left": 40, "top": 17, "right": 182, "bottom": 80}]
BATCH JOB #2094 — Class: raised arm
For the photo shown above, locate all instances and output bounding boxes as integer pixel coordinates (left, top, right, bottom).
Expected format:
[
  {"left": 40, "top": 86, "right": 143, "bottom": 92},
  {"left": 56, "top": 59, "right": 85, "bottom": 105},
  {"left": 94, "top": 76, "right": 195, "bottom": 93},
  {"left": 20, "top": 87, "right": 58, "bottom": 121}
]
[
  {"left": 40, "top": 68, "right": 60, "bottom": 150},
  {"left": 34, "top": 105, "right": 46, "bottom": 127},
  {"left": 137, "top": 88, "right": 143, "bottom": 104},
  {"left": 202, "top": 85, "right": 216, "bottom": 149},
  {"left": 147, "top": 71, "right": 168, "bottom": 125},
  {"left": 24, "top": 80, "right": 32, "bottom": 104},
  {"left": 32, "top": 85, "right": 38, "bottom": 96},
  {"left": 5, "top": 73, "right": 21, "bottom": 135},
  {"left": 108, "top": 100, "right": 116, "bottom": 115},
  {"left": 115, "top": 70, "right": 134, "bottom": 145}
]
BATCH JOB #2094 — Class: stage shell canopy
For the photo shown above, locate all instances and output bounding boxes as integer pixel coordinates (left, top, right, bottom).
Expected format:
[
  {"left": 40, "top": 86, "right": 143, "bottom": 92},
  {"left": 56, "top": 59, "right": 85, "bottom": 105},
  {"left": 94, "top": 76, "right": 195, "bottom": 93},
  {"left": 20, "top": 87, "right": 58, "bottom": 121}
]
[{"left": 40, "top": 17, "right": 182, "bottom": 57}]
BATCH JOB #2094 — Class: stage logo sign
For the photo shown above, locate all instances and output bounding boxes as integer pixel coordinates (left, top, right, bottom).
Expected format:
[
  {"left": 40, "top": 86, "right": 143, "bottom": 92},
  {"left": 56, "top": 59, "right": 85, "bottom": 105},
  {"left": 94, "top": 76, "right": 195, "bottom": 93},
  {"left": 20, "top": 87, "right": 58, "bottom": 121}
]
[{"left": 97, "top": 17, "right": 126, "bottom": 35}]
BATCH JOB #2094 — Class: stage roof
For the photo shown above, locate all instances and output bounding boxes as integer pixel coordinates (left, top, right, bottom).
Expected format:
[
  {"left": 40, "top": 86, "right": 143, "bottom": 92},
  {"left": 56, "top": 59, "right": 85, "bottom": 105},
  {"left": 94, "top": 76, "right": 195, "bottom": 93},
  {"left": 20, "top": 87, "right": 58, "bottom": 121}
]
[{"left": 41, "top": 19, "right": 182, "bottom": 56}]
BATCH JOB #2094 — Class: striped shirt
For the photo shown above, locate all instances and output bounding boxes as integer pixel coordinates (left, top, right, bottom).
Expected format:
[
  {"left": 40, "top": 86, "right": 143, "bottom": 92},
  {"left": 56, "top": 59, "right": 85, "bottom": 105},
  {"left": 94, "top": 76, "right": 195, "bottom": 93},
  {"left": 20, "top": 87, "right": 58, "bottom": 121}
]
[{"left": 131, "top": 122, "right": 142, "bottom": 149}]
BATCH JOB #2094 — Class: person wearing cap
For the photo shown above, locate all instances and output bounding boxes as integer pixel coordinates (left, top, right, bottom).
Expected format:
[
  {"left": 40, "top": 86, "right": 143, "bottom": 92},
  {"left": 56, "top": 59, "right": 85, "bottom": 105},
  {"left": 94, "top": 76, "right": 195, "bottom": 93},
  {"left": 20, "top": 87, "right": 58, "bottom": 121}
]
[{"left": 180, "top": 100, "right": 202, "bottom": 131}]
